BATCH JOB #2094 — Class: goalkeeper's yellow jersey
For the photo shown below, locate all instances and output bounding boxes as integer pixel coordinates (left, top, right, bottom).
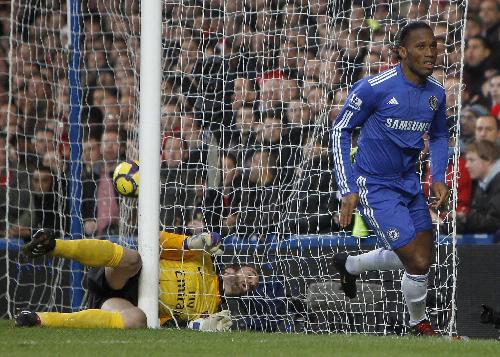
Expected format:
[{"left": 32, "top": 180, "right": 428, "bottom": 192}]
[{"left": 158, "top": 232, "right": 221, "bottom": 324}]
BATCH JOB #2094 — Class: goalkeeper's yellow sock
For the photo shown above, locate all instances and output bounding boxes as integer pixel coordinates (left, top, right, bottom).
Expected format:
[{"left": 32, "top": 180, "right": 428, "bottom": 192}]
[
  {"left": 51, "top": 239, "right": 124, "bottom": 267},
  {"left": 38, "top": 310, "right": 125, "bottom": 329}
]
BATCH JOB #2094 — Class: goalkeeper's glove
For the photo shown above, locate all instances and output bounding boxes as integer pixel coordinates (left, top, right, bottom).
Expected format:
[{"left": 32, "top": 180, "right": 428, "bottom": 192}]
[
  {"left": 188, "top": 310, "right": 232, "bottom": 332},
  {"left": 184, "top": 232, "right": 223, "bottom": 255},
  {"left": 23, "top": 229, "right": 57, "bottom": 258}
]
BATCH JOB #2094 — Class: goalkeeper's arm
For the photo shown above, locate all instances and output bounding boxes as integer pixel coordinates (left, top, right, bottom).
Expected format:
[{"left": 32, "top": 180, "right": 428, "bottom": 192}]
[{"left": 160, "top": 231, "right": 223, "bottom": 256}]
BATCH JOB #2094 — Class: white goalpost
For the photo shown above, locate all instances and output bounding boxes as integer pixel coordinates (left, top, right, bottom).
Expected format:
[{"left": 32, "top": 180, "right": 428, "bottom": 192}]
[
  {"left": 137, "top": 0, "right": 161, "bottom": 329},
  {"left": 0, "top": 0, "right": 467, "bottom": 335}
]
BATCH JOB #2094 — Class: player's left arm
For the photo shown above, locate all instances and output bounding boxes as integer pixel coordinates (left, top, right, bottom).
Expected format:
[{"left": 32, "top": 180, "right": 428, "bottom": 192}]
[{"left": 428, "top": 92, "right": 450, "bottom": 209}]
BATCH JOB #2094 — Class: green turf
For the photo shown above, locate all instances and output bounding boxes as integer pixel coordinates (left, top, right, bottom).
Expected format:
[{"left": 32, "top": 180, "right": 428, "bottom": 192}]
[{"left": 1, "top": 320, "right": 499, "bottom": 357}]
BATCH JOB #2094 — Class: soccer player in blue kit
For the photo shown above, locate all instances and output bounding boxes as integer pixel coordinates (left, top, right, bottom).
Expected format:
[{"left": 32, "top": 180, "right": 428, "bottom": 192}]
[{"left": 331, "top": 22, "right": 450, "bottom": 336}]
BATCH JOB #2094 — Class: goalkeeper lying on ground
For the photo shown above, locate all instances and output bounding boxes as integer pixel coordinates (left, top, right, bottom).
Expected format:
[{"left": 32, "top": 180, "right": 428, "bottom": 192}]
[{"left": 15, "top": 229, "right": 259, "bottom": 331}]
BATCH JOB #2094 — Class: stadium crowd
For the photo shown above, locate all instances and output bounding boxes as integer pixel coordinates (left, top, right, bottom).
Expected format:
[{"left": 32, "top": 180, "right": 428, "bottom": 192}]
[{"left": 0, "top": 0, "right": 499, "bottom": 241}]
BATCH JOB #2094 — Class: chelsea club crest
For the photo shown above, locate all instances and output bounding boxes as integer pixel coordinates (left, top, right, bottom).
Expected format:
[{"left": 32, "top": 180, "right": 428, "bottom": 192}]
[
  {"left": 387, "top": 228, "right": 400, "bottom": 241},
  {"left": 429, "top": 96, "right": 438, "bottom": 111}
]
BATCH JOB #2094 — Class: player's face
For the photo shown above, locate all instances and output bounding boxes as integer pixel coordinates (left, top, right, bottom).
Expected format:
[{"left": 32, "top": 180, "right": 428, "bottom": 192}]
[
  {"left": 237, "top": 266, "right": 259, "bottom": 294},
  {"left": 475, "top": 116, "right": 498, "bottom": 143},
  {"left": 101, "top": 132, "right": 121, "bottom": 162},
  {"left": 401, "top": 28, "right": 437, "bottom": 79},
  {"left": 223, "top": 266, "right": 259, "bottom": 296},
  {"left": 489, "top": 76, "right": 500, "bottom": 102},
  {"left": 465, "top": 151, "right": 490, "bottom": 180}
]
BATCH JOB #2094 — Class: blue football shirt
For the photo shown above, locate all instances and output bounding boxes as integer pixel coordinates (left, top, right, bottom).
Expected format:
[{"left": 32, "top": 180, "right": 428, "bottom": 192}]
[{"left": 331, "top": 64, "right": 449, "bottom": 196}]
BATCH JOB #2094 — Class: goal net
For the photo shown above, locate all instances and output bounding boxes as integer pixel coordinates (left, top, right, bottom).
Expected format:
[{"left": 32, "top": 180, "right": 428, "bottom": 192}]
[{"left": 0, "top": 0, "right": 466, "bottom": 335}]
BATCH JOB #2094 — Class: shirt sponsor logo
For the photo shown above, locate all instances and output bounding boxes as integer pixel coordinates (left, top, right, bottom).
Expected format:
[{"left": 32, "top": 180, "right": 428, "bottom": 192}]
[
  {"left": 429, "top": 96, "right": 438, "bottom": 111},
  {"left": 174, "top": 270, "right": 196, "bottom": 310},
  {"left": 348, "top": 93, "right": 363, "bottom": 110},
  {"left": 385, "top": 118, "right": 431, "bottom": 131}
]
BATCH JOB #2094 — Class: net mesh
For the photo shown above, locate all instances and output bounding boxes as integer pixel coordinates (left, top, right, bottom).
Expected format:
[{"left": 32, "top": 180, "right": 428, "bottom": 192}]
[{"left": 0, "top": 0, "right": 466, "bottom": 334}]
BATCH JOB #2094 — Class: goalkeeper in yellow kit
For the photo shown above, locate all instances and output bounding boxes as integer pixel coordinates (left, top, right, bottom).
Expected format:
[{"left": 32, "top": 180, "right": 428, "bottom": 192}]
[{"left": 15, "top": 229, "right": 259, "bottom": 331}]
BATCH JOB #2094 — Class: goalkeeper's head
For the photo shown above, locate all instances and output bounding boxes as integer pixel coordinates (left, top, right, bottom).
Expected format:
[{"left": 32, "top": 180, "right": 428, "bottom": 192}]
[{"left": 222, "top": 264, "right": 260, "bottom": 296}]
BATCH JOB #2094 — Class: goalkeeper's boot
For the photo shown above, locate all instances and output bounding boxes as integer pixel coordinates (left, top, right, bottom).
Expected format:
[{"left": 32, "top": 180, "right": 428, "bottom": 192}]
[
  {"left": 333, "top": 252, "right": 359, "bottom": 299},
  {"left": 15, "top": 311, "right": 41, "bottom": 327},
  {"left": 409, "top": 320, "right": 438, "bottom": 337},
  {"left": 22, "top": 229, "right": 57, "bottom": 259}
]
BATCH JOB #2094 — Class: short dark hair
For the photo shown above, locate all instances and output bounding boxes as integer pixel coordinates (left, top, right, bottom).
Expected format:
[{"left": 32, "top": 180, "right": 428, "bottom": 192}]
[
  {"left": 221, "top": 151, "right": 237, "bottom": 167},
  {"left": 478, "top": 115, "right": 500, "bottom": 130},
  {"left": 392, "top": 21, "right": 433, "bottom": 60},
  {"left": 490, "top": 73, "right": 500, "bottom": 81},
  {"left": 465, "top": 140, "right": 500, "bottom": 162},
  {"left": 466, "top": 35, "right": 491, "bottom": 50},
  {"left": 223, "top": 263, "right": 261, "bottom": 278}
]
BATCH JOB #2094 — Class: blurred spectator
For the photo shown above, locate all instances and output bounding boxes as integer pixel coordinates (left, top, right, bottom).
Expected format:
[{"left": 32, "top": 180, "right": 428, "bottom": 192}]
[
  {"left": 32, "top": 126, "right": 57, "bottom": 167},
  {"left": 423, "top": 134, "right": 472, "bottom": 222},
  {"left": 457, "top": 140, "right": 500, "bottom": 234},
  {"left": 286, "top": 100, "right": 311, "bottom": 146},
  {"left": 0, "top": 133, "right": 30, "bottom": 237},
  {"left": 201, "top": 150, "right": 240, "bottom": 236},
  {"left": 91, "top": 87, "right": 118, "bottom": 110},
  {"left": 181, "top": 114, "right": 207, "bottom": 171},
  {"left": 464, "top": 17, "right": 482, "bottom": 41},
  {"left": 285, "top": 133, "right": 340, "bottom": 234},
  {"left": 460, "top": 105, "right": 489, "bottom": 148},
  {"left": 160, "top": 133, "right": 196, "bottom": 231},
  {"left": 305, "top": 84, "right": 333, "bottom": 122},
  {"left": 231, "top": 150, "right": 280, "bottom": 239},
  {"left": 252, "top": 107, "right": 299, "bottom": 188},
  {"left": 479, "top": 0, "right": 500, "bottom": 50},
  {"left": 231, "top": 77, "right": 257, "bottom": 112},
  {"left": 464, "top": 36, "right": 498, "bottom": 102},
  {"left": 0, "top": 103, "right": 19, "bottom": 135},
  {"left": 257, "top": 75, "right": 299, "bottom": 111},
  {"left": 218, "top": 152, "right": 241, "bottom": 236},
  {"left": 489, "top": 74, "right": 500, "bottom": 118},
  {"left": 444, "top": 76, "right": 463, "bottom": 116},
  {"left": 253, "top": 108, "right": 287, "bottom": 148},
  {"left": 231, "top": 105, "right": 256, "bottom": 148},
  {"left": 319, "top": 47, "right": 342, "bottom": 89},
  {"left": 161, "top": 101, "right": 181, "bottom": 132},
  {"left": 475, "top": 115, "right": 499, "bottom": 143},
  {"left": 303, "top": 59, "right": 321, "bottom": 82},
  {"left": 279, "top": 38, "right": 306, "bottom": 79},
  {"left": 10, "top": 166, "right": 60, "bottom": 240},
  {"left": 8, "top": 133, "right": 36, "bottom": 172},
  {"left": 81, "top": 136, "right": 102, "bottom": 237},
  {"left": 407, "top": 1, "right": 427, "bottom": 20},
  {"left": 95, "top": 128, "right": 123, "bottom": 237},
  {"left": 282, "top": 2, "right": 308, "bottom": 30},
  {"left": 286, "top": 100, "right": 311, "bottom": 128}
]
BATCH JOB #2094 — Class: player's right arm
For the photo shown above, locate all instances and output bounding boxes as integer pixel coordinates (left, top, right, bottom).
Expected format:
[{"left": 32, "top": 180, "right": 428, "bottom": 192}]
[
  {"left": 159, "top": 231, "right": 222, "bottom": 260},
  {"left": 331, "top": 79, "right": 376, "bottom": 227}
]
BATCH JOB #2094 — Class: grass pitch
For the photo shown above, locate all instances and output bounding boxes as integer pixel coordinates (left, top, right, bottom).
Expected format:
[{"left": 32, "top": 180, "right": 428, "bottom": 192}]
[{"left": 1, "top": 320, "right": 499, "bottom": 357}]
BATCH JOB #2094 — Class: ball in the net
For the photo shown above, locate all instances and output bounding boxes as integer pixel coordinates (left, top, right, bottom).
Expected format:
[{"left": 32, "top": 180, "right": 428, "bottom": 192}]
[{"left": 112, "top": 160, "right": 139, "bottom": 197}]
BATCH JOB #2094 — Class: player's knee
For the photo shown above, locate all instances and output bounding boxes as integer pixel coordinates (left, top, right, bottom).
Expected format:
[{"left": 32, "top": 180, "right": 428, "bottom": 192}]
[
  {"left": 407, "top": 256, "right": 432, "bottom": 275},
  {"left": 119, "top": 249, "right": 142, "bottom": 272},
  {"left": 122, "top": 307, "right": 147, "bottom": 329}
]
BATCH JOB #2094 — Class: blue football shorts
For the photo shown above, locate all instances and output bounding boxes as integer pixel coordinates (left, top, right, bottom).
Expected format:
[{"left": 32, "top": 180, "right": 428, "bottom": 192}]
[{"left": 354, "top": 171, "right": 433, "bottom": 250}]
